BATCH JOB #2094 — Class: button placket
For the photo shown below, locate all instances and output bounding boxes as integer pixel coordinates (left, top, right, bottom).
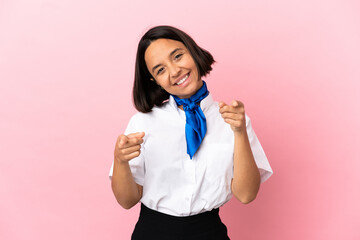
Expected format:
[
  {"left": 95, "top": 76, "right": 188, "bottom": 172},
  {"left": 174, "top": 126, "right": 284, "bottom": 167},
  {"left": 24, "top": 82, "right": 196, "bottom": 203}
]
[{"left": 185, "top": 156, "right": 196, "bottom": 213}]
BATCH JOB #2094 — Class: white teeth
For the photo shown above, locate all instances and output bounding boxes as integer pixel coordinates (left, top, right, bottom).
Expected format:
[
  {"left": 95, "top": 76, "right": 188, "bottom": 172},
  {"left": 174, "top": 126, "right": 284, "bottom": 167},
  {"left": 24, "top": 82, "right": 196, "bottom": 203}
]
[{"left": 176, "top": 74, "right": 189, "bottom": 85}]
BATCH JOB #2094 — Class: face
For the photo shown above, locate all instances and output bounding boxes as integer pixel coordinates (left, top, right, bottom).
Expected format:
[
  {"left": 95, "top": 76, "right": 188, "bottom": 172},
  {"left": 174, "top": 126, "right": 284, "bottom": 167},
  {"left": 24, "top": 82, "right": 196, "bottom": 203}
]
[{"left": 144, "top": 38, "right": 202, "bottom": 99}]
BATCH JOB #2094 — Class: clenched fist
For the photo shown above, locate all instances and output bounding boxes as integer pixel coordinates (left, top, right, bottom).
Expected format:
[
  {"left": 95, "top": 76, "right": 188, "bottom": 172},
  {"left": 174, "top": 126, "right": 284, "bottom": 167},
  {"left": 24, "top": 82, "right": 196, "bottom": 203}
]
[{"left": 114, "top": 132, "right": 145, "bottom": 163}]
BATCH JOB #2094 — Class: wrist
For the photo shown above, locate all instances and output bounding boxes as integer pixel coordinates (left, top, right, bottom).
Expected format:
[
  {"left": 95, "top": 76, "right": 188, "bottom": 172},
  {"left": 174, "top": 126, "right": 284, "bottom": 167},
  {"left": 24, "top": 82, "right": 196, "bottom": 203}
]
[
  {"left": 234, "top": 129, "right": 247, "bottom": 138},
  {"left": 114, "top": 157, "right": 129, "bottom": 167}
]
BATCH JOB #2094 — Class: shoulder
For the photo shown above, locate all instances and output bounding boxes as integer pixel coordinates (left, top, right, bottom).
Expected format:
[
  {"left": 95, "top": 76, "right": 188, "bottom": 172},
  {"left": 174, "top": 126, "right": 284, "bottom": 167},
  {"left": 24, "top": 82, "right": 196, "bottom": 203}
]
[
  {"left": 128, "top": 111, "right": 149, "bottom": 127},
  {"left": 129, "top": 100, "right": 174, "bottom": 124}
]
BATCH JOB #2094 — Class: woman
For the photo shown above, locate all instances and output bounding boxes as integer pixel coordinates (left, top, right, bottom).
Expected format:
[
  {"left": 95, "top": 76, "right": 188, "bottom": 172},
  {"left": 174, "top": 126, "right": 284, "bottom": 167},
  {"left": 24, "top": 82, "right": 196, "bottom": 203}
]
[{"left": 109, "top": 25, "right": 273, "bottom": 240}]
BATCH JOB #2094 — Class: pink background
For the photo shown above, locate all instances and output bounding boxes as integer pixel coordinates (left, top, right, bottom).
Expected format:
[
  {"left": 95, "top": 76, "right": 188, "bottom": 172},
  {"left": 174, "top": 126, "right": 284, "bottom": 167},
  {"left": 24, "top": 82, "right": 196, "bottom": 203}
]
[{"left": 1, "top": 0, "right": 359, "bottom": 239}]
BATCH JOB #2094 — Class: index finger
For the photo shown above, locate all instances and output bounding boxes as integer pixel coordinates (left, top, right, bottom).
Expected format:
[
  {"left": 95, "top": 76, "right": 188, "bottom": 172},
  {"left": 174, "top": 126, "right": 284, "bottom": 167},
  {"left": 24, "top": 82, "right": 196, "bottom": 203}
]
[{"left": 127, "top": 132, "right": 145, "bottom": 139}]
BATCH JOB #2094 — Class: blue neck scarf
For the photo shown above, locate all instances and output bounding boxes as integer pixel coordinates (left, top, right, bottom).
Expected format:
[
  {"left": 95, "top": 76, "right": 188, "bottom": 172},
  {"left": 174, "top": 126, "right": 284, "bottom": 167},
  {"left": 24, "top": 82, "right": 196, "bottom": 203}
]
[{"left": 171, "top": 80, "right": 209, "bottom": 159}]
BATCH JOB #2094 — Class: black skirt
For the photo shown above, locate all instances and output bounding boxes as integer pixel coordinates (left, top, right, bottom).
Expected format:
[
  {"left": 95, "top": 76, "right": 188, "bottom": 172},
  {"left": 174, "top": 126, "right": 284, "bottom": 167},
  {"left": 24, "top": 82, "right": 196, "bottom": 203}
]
[{"left": 131, "top": 203, "right": 230, "bottom": 240}]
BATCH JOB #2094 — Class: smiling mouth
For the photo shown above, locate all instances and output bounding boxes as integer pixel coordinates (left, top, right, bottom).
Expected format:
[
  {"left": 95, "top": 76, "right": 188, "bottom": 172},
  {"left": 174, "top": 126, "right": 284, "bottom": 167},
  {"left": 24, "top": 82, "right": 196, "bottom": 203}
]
[{"left": 175, "top": 73, "right": 190, "bottom": 85}]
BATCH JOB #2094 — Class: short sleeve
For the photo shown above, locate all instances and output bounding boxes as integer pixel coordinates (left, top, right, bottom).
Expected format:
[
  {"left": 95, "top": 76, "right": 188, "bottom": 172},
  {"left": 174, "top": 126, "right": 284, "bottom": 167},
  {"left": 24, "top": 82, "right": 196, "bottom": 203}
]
[
  {"left": 108, "top": 114, "right": 145, "bottom": 186},
  {"left": 245, "top": 113, "right": 273, "bottom": 183}
]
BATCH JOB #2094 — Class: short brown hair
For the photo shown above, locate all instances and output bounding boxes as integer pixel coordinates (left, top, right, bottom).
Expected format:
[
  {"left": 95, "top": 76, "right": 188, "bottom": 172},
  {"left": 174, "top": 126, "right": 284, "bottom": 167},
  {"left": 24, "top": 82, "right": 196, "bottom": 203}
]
[{"left": 133, "top": 25, "right": 215, "bottom": 113}]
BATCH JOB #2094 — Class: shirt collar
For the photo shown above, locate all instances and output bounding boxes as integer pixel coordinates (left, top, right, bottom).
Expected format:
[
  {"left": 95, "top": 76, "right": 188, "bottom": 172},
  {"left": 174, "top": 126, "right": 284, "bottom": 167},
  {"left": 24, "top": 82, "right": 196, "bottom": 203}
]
[{"left": 169, "top": 92, "right": 214, "bottom": 113}]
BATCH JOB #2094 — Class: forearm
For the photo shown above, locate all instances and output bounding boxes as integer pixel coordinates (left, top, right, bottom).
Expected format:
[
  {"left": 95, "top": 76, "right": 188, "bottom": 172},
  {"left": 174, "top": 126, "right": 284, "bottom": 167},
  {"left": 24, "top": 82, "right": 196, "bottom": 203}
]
[
  {"left": 232, "top": 131, "right": 260, "bottom": 204},
  {"left": 111, "top": 159, "right": 142, "bottom": 209}
]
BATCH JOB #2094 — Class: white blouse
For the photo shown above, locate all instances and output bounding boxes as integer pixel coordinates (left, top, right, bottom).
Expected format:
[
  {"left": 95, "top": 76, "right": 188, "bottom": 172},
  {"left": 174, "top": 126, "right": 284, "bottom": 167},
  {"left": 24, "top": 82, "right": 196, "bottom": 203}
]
[{"left": 109, "top": 93, "right": 273, "bottom": 216}]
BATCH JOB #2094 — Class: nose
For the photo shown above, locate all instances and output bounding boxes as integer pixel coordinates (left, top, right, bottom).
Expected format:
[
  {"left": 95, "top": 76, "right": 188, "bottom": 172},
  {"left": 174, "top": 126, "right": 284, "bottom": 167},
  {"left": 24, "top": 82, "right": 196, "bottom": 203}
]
[{"left": 168, "top": 63, "right": 181, "bottom": 79}]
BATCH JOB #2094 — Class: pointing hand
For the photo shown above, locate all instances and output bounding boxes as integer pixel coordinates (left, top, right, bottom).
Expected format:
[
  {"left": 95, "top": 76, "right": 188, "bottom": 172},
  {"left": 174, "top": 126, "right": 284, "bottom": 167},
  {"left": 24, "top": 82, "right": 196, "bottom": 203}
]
[
  {"left": 218, "top": 100, "right": 246, "bottom": 133},
  {"left": 114, "top": 132, "right": 145, "bottom": 163}
]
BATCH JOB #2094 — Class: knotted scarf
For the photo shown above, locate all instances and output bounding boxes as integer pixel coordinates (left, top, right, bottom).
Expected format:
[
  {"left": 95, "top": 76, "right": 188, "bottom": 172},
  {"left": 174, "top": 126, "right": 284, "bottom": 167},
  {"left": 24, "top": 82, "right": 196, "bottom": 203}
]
[{"left": 171, "top": 80, "right": 209, "bottom": 159}]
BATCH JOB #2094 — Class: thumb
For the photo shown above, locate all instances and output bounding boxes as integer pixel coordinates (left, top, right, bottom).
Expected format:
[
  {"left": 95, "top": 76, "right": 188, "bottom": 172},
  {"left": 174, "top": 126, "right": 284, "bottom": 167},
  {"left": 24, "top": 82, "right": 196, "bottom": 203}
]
[
  {"left": 232, "top": 100, "right": 239, "bottom": 107},
  {"left": 119, "top": 134, "right": 128, "bottom": 146},
  {"left": 218, "top": 101, "right": 226, "bottom": 108}
]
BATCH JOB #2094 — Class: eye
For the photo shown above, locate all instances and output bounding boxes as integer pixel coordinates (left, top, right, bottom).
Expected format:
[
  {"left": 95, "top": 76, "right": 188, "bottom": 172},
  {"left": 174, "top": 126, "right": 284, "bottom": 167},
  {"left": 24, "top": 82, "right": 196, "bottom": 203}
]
[
  {"left": 157, "top": 67, "right": 164, "bottom": 75},
  {"left": 174, "top": 53, "right": 183, "bottom": 60}
]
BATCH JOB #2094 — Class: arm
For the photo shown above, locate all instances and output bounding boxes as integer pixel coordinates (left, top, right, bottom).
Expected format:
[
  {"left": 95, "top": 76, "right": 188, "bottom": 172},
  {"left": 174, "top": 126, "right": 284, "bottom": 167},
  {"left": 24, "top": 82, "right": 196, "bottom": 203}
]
[
  {"left": 219, "top": 100, "right": 260, "bottom": 204},
  {"left": 231, "top": 131, "right": 260, "bottom": 204},
  {"left": 111, "top": 132, "right": 145, "bottom": 209},
  {"left": 111, "top": 160, "right": 143, "bottom": 209}
]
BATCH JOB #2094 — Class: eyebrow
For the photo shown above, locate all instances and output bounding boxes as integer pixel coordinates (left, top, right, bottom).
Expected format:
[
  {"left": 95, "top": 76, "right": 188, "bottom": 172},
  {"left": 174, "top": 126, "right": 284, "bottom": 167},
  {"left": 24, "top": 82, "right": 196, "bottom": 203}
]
[{"left": 151, "top": 48, "right": 183, "bottom": 74}]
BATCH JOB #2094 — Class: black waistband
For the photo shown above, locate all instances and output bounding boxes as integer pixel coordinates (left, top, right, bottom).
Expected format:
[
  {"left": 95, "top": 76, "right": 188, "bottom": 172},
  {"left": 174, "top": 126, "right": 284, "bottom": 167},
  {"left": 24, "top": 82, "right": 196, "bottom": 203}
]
[
  {"left": 134, "top": 203, "right": 228, "bottom": 239},
  {"left": 139, "top": 202, "right": 220, "bottom": 224}
]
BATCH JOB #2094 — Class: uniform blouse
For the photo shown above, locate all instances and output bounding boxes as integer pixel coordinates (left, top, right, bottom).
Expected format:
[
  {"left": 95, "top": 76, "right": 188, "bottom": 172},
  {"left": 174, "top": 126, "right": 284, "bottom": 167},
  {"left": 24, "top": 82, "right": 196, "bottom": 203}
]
[{"left": 109, "top": 93, "right": 273, "bottom": 216}]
